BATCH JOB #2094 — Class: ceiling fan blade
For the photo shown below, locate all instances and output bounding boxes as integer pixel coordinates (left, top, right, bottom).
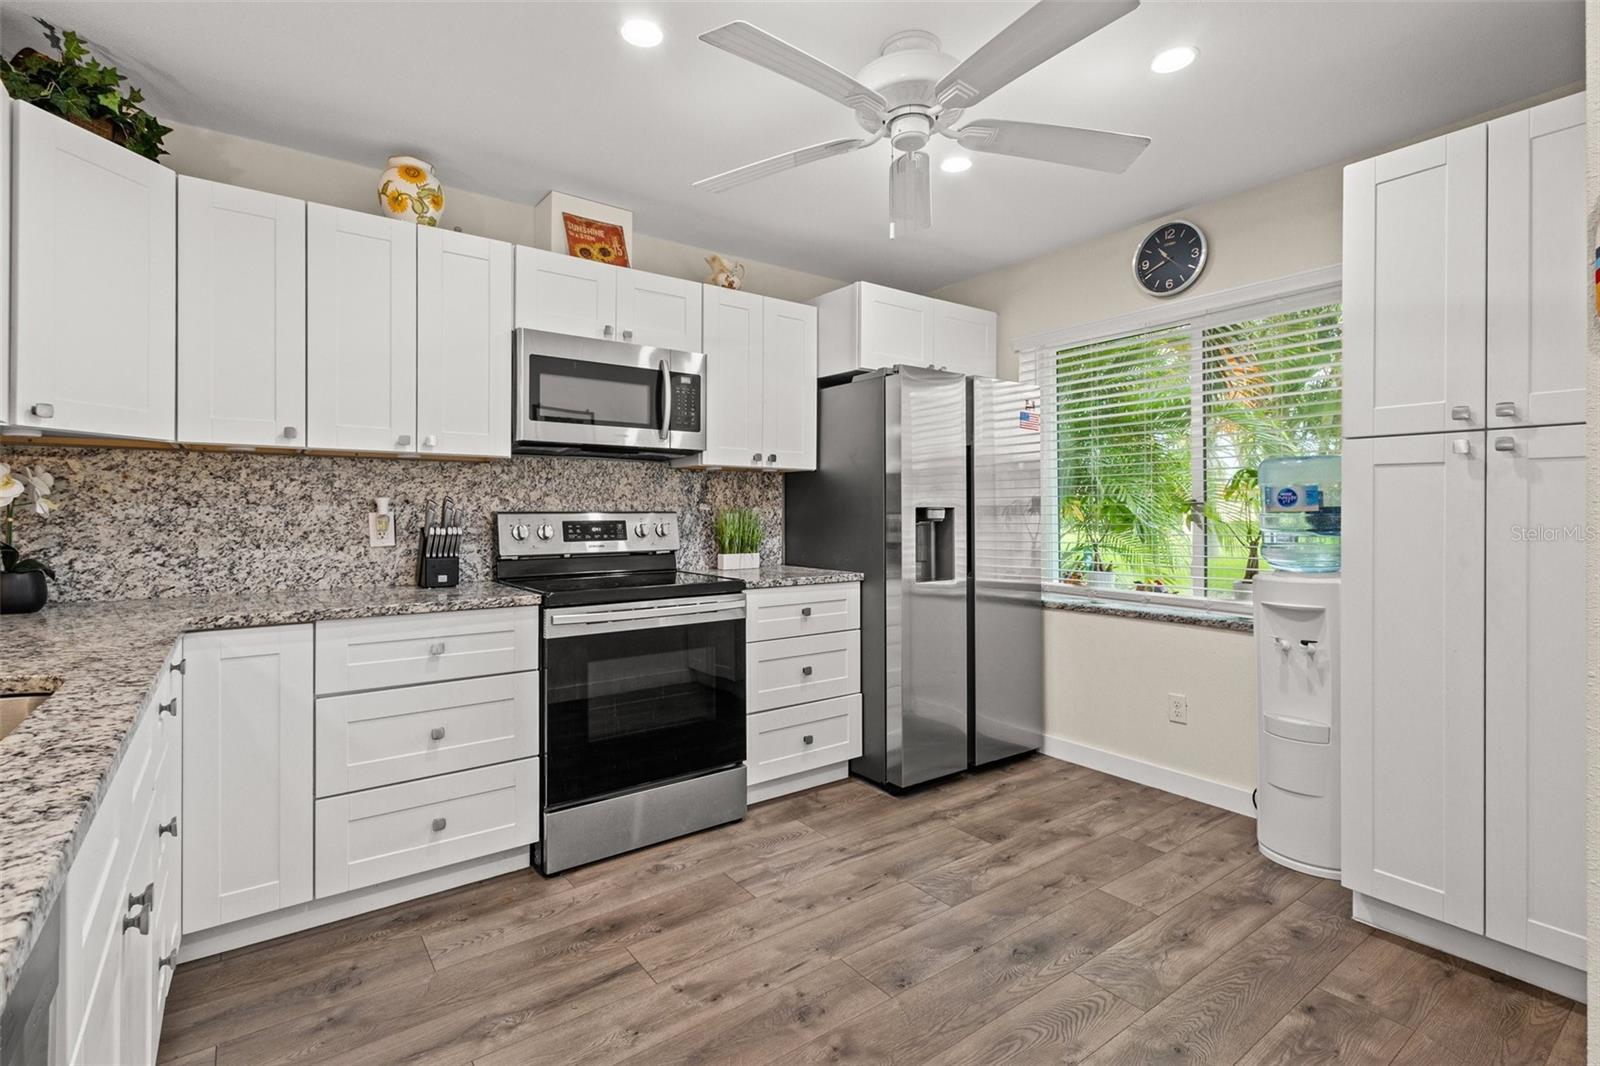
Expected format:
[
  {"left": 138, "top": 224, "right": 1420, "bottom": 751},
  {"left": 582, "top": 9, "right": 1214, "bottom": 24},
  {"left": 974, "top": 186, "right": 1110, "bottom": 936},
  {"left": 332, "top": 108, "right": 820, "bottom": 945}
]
[
  {"left": 955, "top": 119, "right": 1150, "bottom": 173},
  {"left": 935, "top": 0, "right": 1139, "bottom": 111},
  {"left": 693, "top": 137, "right": 871, "bottom": 193},
  {"left": 700, "top": 21, "right": 887, "bottom": 119},
  {"left": 889, "top": 151, "right": 931, "bottom": 236}
]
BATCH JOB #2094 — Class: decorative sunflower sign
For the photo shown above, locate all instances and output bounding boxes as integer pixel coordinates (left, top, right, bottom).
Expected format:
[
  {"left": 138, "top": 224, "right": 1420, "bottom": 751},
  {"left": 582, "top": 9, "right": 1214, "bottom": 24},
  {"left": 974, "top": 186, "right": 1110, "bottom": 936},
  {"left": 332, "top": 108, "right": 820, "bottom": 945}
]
[
  {"left": 563, "top": 212, "right": 631, "bottom": 268},
  {"left": 377, "top": 154, "right": 445, "bottom": 226}
]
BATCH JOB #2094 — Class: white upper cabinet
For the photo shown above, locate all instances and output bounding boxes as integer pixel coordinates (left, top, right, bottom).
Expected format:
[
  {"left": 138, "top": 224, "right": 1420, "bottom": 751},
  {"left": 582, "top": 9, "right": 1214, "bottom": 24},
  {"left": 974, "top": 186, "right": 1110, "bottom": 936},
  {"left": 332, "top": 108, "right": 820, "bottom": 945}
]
[
  {"left": 1341, "top": 432, "right": 1486, "bottom": 932},
  {"left": 814, "top": 281, "right": 996, "bottom": 379},
  {"left": 1343, "top": 125, "right": 1487, "bottom": 438},
  {"left": 417, "top": 228, "right": 512, "bottom": 458},
  {"left": 306, "top": 204, "right": 418, "bottom": 452},
  {"left": 617, "top": 269, "right": 704, "bottom": 350},
  {"left": 177, "top": 177, "right": 307, "bottom": 448},
  {"left": 1484, "top": 424, "right": 1587, "bottom": 969},
  {"left": 0, "top": 91, "right": 10, "bottom": 425},
  {"left": 12, "top": 101, "right": 176, "bottom": 440},
  {"left": 1487, "top": 94, "right": 1586, "bottom": 430},
  {"left": 696, "top": 286, "right": 765, "bottom": 467},
  {"left": 761, "top": 297, "right": 818, "bottom": 471},
  {"left": 515, "top": 245, "right": 618, "bottom": 340}
]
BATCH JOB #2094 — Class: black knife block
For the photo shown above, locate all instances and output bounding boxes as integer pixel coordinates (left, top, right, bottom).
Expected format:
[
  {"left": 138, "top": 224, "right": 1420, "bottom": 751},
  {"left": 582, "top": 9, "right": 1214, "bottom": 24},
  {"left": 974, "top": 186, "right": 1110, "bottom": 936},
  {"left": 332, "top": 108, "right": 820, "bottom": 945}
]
[{"left": 417, "top": 530, "right": 460, "bottom": 589}]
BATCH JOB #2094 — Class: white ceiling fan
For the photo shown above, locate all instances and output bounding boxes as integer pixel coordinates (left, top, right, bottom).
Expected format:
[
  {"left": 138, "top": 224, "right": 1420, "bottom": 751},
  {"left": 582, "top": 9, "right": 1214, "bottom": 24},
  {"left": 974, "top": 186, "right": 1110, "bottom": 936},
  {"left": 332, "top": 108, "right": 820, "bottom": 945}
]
[{"left": 692, "top": 1, "right": 1151, "bottom": 235}]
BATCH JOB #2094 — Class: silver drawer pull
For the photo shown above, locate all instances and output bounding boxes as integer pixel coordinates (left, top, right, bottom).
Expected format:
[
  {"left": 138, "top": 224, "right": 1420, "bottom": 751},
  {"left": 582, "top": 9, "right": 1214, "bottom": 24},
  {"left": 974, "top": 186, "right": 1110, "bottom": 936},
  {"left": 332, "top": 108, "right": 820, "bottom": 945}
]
[
  {"left": 127, "top": 884, "right": 153, "bottom": 910},
  {"left": 1494, "top": 436, "right": 1516, "bottom": 452},
  {"left": 158, "top": 816, "right": 178, "bottom": 838},
  {"left": 802, "top": 734, "right": 814, "bottom": 745},
  {"left": 123, "top": 906, "right": 150, "bottom": 936},
  {"left": 428, "top": 642, "right": 446, "bottom": 656},
  {"left": 283, "top": 426, "right": 299, "bottom": 440},
  {"left": 1494, "top": 401, "right": 1518, "bottom": 418},
  {"left": 768, "top": 454, "right": 777, "bottom": 463},
  {"left": 752, "top": 452, "right": 762, "bottom": 463},
  {"left": 1450, "top": 405, "right": 1473, "bottom": 422},
  {"left": 431, "top": 817, "right": 447, "bottom": 832},
  {"left": 159, "top": 951, "right": 178, "bottom": 971},
  {"left": 800, "top": 607, "right": 813, "bottom": 617},
  {"left": 1452, "top": 438, "right": 1473, "bottom": 456},
  {"left": 622, "top": 328, "right": 634, "bottom": 341},
  {"left": 801, "top": 665, "right": 814, "bottom": 676},
  {"left": 158, "top": 699, "right": 178, "bottom": 718},
  {"left": 430, "top": 726, "right": 446, "bottom": 741},
  {"left": 29, "top": 403, "right": 54, "bottom": 419}
]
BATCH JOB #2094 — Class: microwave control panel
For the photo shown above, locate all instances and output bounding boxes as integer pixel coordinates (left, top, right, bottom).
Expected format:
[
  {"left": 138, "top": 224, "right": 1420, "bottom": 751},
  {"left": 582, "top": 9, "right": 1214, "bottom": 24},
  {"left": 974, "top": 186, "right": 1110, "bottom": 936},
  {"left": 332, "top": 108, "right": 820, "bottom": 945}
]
[{"left": 669, "top": 373, "right": 701, "bottom": 433}]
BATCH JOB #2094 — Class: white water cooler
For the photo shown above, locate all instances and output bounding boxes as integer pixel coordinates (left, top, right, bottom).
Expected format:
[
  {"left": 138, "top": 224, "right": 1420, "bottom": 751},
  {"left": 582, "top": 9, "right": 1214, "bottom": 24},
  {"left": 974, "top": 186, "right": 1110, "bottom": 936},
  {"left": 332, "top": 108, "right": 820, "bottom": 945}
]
[{"left": 1253, "top": 571, "right": 1340, "bottom": 878}]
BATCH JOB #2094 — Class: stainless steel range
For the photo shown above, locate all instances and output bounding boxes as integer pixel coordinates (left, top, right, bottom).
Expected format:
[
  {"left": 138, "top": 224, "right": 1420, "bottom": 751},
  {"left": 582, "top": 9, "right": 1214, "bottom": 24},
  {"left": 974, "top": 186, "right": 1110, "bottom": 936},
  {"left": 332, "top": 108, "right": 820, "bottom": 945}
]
[{"left": 494, "top": 511, "right": 748, "bottom": 874}]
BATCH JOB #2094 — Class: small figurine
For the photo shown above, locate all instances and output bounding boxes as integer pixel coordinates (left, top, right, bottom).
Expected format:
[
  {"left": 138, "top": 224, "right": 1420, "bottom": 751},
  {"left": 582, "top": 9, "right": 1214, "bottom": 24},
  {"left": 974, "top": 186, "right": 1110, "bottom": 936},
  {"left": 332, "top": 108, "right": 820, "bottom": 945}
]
[{"left": 705, "top": 254, "right": 746, "bottom": 290}]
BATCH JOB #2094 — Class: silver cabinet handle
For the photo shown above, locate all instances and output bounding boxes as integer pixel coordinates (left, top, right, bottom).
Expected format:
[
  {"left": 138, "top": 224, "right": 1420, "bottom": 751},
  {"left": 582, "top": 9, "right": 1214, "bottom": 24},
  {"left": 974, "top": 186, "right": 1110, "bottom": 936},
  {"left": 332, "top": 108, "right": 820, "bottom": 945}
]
[
  {"left": 622, "top": 328, "right": 634, "bottom": 341},
  {"left": 1494, "top": 401, "right": 1518, "bottom": 418},
  {"left": 159, "top": 816, "right": 178, "bottom": 838},
  {"left": 396, "top": 434, "right": 412, "bottom": 447},
  {"left": 158, "top": 699, "right": 178, "bottom": 718},
  {"left": 802, "top": 734, "right": 814, "bottom": 745},
  {"left": 428, "top": 642, "right": 446, "bottom": 656},
  {"left": 282, "top": 426, "right": 298, "bottom": 440},
  {"left": 801, "top": 665, "right": 814, "bottom": 676},
  {"left": 1452, "top": 438, "right": 1473, "bottom": 456},
  {"left": 29, "top": 403, "right": 53, "bottom": 419},
  {"left": 768, "top": 454, "right": 777, "bottom": 463},
  {"left": 1494, "top": 436, "right": 1516, "bottom": 452},
  {"left": 123, "top": 882, "right": 154, "bottom": 935},
  {"left": 160, "top": 951, "right": 178, "bottom": 971},
  {"left": 431, "top": 817, "right": 447, "bottom": 832},
  {"left": 751, "top": 452, "right": 763, "bottom": 463},
  {"left": 430, "top": 726, "right": 446, "bottom": 741},
  {"left": 603, "top": 324, "right": 614, "bottom": 338},
  {"left": 800, "top": 607, "right": 813, "bottom": 617},
  {"left": 170, "top": 658, "right": 187, "bottom": 676},
  {"left": 128, "top": 884, "right": 154, "bottom": 910},
  {"left": 423, "top": 434, "right": 438, "bottom": 448},
  {"left": 1450, "top": 405, "right": 1473, "bottom": 422}
]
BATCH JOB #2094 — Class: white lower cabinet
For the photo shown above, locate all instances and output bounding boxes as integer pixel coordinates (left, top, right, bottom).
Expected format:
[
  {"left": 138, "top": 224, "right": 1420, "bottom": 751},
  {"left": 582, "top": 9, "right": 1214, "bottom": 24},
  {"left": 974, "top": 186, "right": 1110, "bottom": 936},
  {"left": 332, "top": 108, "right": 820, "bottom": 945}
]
[
  {"left": 743, "top": 583, "right": 863, "bottom": 802},
  {"left": 182, "top": 625, "right": 315, "bottom": 933},
  {"left": 314, "top": 759, "right": 540, "bottom": 896}
]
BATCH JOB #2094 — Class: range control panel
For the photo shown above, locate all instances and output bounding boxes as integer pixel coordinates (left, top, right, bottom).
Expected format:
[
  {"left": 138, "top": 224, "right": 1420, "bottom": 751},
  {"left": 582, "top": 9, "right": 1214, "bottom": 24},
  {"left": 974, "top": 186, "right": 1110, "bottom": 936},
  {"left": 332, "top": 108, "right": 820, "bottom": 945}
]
[{"left": 495, "top": 511, "right": 679, "bottom": 557}]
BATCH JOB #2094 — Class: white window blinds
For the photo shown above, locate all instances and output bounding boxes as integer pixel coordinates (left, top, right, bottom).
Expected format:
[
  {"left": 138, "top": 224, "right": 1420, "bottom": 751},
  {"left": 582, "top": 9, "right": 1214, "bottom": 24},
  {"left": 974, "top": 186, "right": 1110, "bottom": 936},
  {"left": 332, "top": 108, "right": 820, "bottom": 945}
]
[{"left": 1023, "top": 288, "right": 1342, "bottom": 608}]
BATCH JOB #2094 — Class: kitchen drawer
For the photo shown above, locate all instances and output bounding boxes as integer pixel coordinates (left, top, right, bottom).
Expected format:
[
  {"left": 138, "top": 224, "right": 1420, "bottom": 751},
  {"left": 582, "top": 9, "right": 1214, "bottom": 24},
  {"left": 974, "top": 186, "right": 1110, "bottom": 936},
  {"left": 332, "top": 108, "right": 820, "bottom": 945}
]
[
  {"left": 315, "top": 607, "right": 539, "bottom": 695},
  {"left": 748, "top": 629, "right": 861, "bottom": 713},
  {"left": 747, "top": 694, "right": 862, "bottom": 785},
  {"left": 316, "top": 672, "right": 540, "bottom": 796},
  {"left": 314, "top": 758, "right": 539, "bottom": 897},
  {"left": 745, "top": 583, "right": 860, "bottom": 643}
]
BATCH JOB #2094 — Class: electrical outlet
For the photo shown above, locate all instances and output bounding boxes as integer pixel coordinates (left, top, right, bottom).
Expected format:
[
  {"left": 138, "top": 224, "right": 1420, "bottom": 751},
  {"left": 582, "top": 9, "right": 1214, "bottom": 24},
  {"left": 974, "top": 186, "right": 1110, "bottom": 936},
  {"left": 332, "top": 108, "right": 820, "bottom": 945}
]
[
  {"left": 368, "top": 512, "right": 396, "bottom": 548},
  {"left": 1167, "top": 693, "right": 1189, "bottom": 725}
]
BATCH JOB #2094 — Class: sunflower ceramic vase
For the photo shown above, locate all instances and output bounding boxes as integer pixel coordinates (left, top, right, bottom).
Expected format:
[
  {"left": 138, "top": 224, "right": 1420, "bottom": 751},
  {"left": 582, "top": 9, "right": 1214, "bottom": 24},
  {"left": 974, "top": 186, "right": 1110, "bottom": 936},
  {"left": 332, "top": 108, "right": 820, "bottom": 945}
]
[{"left": 378, "top": 155, "right": 445, "bottom": 226}]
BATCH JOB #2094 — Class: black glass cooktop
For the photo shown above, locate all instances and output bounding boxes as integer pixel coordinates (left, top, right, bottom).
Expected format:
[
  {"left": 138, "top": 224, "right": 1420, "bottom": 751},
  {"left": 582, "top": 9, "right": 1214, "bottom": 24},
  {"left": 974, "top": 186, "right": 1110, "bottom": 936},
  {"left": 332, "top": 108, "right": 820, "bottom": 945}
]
[{"left": 497, "top": 569, "right": 744, "bottom": 607}]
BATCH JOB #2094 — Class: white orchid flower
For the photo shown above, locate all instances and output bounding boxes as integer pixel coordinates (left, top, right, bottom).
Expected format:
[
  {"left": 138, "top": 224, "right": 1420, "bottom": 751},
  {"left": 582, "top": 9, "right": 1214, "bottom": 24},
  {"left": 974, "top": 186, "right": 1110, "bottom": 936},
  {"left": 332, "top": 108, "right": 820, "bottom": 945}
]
[
  {"left": 24, "top": 467, "right": 57, "bottom": 517},
  {"left": 0, "top": 464, "right": 24, "bottom": 508}
]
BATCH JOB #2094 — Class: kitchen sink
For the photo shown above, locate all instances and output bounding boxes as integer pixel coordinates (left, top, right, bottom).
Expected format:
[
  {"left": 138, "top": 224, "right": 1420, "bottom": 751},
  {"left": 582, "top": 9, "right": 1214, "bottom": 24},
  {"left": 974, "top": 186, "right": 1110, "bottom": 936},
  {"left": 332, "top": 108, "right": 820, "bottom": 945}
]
[{"left": 0, "top": 693, "right": 50, "bottom": 743}]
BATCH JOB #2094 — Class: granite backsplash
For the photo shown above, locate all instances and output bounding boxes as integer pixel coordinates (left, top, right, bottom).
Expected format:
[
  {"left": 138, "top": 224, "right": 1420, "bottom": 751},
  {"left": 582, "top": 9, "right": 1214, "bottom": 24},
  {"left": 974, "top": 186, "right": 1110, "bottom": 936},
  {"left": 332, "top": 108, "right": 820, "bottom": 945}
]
[{"left": 0, "top": 446, "right": 784, "bottom": 603}]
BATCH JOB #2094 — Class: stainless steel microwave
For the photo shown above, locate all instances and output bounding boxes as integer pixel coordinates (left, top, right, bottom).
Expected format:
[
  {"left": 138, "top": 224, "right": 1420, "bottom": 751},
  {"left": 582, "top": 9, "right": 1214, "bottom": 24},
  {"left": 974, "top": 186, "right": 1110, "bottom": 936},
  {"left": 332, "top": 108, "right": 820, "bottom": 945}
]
[{"left": 513, "top": 328, "right": 706, "bottom": 458}]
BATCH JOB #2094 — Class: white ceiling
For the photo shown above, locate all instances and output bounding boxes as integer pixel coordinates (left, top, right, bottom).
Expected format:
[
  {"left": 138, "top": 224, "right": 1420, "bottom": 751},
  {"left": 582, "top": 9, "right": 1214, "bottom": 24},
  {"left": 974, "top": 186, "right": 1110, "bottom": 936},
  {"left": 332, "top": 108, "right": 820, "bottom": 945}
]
[{"left": 1, "top": 1, "right": 1582, "bottom": 291}]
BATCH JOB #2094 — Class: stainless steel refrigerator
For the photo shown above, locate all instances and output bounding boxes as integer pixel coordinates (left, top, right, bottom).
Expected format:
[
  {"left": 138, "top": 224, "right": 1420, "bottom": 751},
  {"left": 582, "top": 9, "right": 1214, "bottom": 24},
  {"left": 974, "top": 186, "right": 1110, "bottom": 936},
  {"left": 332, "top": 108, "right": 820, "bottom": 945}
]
[{"left": 785, "top": 366, "right": 1043, "bottom": 789}]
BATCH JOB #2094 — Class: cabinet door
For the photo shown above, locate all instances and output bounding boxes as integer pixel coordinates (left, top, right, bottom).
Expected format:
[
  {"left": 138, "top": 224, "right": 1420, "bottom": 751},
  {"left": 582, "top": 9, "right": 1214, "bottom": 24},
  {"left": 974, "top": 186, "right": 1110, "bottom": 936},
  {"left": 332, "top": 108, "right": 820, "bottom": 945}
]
[
  {"left": 1485, "top": 425, "right": 1586, "bottom": 968},
  {"left": 153, "top": 643, "right": 184, "bottom": 1014},
  {"left": 306, "top": 205, "right": 417, "bottom": 451},
  {"left": 12, "top": 102, "right": 176, "bottom": 440},
  {"left": 178, "top": 177, "right": 307, "bottom": 447},
  {"left": 761, "top": 297, "right": 817, "bottom": 471},
  {"left": 1341, "top": 433, "right": 1484, "bottom": 929},
  {"left": 697, "top": 286, "right": 766, "bottom": 467},
  {"left": 932, "top": 300, "right": 998, "bottom": 378},
  {"left": 119, "top": 777, "right": 160, "bottom": 1066},
  {"left": 1488, "top": 94, "right": 1585, "bottom": 430},
  {"left": 183, "top": 625, "right": 315, "bottom": 933},
  {"left": 1343, "top": 126, "right": 1486, "bottom": 438},
  {"left": 513, "top": 245, "right": 617, "bottom": 339},
  {"left": 617, "top": 270, "right": 703, "bottom": 350},
  {"left": 1, "top": 94, "right": 10, "bottom": 425},
  {"left": 858, "top": 283, "right": 934, "bottom": 370},
  {"left": 417, "top": 228, "right": 512, "bottom": 458}
]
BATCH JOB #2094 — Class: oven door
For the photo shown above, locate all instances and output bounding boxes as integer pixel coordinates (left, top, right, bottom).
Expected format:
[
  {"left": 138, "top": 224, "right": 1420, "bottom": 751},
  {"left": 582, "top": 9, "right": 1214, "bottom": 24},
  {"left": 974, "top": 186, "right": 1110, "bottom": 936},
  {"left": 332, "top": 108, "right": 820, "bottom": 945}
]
[
  {"left": 542, "top": 596, "right": 745, "bottom": 809},
  {"left": 515, "top": 328, "right": 705, "bottom": 454}
]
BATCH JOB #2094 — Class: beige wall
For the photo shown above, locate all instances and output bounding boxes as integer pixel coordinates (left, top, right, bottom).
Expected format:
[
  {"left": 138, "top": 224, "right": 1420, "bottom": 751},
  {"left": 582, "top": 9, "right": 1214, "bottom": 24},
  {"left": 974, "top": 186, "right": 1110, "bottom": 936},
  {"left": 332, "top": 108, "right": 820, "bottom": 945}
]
[{"left": 164, "top": 123, "right": 843, "bottom": 304}]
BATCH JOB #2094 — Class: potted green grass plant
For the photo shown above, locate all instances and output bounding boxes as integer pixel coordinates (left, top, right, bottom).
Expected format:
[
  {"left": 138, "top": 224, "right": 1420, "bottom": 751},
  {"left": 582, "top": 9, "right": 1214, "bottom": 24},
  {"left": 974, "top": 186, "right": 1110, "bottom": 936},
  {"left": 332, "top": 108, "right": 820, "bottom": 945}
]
[{"left": 714, "top": 508, "right": 763, "bottom": 570}]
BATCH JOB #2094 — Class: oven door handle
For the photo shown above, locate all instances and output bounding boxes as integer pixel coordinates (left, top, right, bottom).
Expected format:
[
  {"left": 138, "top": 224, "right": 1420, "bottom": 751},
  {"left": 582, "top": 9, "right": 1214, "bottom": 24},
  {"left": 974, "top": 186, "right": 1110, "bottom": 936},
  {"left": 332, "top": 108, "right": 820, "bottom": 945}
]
[
  {"left": 545, "top": 597, "right": 745, "bottom": 637},
  {"left": 658, "top": 358, "right": 672, "bottom": 442}
]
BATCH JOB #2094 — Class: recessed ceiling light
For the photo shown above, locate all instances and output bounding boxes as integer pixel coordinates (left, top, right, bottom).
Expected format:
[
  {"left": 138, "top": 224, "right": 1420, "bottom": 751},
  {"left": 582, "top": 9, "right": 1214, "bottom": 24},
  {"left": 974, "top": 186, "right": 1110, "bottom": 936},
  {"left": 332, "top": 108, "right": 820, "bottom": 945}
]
[
  {"left": 1150, "top": 45, "right": 1198, "bottom": 74},
  {"left": 940, "top": 155, "right": 973, "bottom": 174},
  {"left": 620, "top": 18, "right": 663, "bottom": 48}
]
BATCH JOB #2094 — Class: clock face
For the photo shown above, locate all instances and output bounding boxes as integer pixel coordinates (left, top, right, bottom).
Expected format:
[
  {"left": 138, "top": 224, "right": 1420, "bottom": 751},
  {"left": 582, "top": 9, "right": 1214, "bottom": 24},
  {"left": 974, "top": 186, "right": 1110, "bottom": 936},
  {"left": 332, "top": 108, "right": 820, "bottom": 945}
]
[{"left": 1134, "top": 221, "right": 1206, "bottom": 297}]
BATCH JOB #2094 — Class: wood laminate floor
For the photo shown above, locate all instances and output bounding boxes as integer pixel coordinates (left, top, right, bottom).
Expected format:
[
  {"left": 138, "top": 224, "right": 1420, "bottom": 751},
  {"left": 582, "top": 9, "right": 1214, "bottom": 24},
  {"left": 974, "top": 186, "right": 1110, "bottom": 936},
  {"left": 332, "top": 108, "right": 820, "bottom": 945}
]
[{"left": 157, "top": 755, "right": 1585, "bottom": 1066}]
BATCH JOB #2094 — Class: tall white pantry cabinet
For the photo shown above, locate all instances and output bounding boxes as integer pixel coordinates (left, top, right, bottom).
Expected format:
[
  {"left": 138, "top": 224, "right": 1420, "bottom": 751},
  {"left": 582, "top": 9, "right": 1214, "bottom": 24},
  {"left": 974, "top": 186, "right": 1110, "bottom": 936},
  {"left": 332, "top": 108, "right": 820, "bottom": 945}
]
[{"left": 1341, "top": 93, "right": 1586, "bottom": 988}]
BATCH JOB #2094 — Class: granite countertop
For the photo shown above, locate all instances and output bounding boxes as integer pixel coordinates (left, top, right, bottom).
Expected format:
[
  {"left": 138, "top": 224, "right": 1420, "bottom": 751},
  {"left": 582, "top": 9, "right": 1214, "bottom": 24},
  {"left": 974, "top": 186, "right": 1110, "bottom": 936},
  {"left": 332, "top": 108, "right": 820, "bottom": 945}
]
[
  {"left": 0, "top": 582, "right": 542, "bottom": 1005},
  {"left": 1043, "top": 594, "right": 1254, "bottom": 632},
  {"left": 697, "top": 563, "right": 865, "bottom": 588}
]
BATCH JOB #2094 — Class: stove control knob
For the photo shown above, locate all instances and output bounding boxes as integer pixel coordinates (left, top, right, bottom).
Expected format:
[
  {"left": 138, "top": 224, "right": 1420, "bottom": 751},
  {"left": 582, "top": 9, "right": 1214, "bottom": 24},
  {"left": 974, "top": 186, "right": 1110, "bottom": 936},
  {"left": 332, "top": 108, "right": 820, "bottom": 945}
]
[
  {"left": 633, "top": 522, "right": 647, "bottom": 538},
  {"left": 655, "top": 522, "right": 669, "bottom": 538},
  {"left": 510, "top": 523, "right": 530, "bottom": 541},
  {"left": 536, "top": 524, "right": 554, "bottom": 541}
]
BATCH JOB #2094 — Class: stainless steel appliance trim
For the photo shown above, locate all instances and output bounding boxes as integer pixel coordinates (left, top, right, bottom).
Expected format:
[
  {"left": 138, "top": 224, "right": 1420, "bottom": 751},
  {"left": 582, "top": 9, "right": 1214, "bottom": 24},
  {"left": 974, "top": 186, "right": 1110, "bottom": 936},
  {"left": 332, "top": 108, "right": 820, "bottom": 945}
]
[
  {"left": 495, "top": 510, "right": 680, "bottom": 559},
  {"left": 658, "top": 357, "right": 672, "bottom": 441},
  {"left": 543, "top": 595, "right": 746, "bottom": 637},
  {"left": 539, "top": 765, "right": 747, "bottom": 874}
]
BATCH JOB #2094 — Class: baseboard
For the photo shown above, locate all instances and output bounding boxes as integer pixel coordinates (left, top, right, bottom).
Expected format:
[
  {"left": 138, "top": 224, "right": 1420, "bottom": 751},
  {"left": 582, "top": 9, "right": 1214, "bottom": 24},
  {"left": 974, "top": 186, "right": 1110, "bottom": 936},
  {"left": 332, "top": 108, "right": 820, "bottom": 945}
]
[
  {"left": 747, "top": 763, "right": 848, "bottom": 805},
  {"left": 1351, "top": 892, "right": 1586, "bottom": 1003},
  {"left": 1039, "top": 733, "right": 1255, "bottom": 817},
  {"left": 178, "top": 848, "right": 532, "bottom": 961}
]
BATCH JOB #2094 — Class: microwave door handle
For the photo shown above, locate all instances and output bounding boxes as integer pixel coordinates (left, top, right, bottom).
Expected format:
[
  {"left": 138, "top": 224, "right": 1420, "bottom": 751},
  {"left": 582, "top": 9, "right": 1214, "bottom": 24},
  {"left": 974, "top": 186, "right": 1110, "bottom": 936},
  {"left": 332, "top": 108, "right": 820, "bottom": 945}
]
[{"left": 658, "top": 358, "right": 672, "bottom": 441}]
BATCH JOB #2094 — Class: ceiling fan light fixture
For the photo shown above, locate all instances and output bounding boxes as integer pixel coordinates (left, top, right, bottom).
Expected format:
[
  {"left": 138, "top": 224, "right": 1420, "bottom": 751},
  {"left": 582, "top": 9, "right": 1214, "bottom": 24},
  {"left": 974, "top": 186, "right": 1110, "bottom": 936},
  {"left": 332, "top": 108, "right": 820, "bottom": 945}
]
[
  {"left": 889, "top": 150, "right": 932, "bottom": 236},
  {"left": 939, "top": 155, "right": 972, "bottom": 174},
  {"left": 620, "top": 17, "right": 664, "bottom": 48},
  {"left": 1150, "top": 45, "right": 1198, "bottom": 74}
]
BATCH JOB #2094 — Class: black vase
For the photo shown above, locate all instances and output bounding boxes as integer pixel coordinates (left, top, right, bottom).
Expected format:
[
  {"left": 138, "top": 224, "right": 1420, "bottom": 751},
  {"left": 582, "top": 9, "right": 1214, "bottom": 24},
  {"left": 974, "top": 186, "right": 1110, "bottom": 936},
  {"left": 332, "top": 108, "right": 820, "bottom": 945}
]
[{"left": 0, "top": 570, "right": 48, "bottom": 614}]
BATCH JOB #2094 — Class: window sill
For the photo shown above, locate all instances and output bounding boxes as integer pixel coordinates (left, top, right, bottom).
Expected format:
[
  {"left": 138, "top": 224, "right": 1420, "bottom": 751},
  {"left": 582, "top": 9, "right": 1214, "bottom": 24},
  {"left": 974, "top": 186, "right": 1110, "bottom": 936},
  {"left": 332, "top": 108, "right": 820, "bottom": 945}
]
[{"left": 1042, "top": 594, "right": 1254, "bottom": 633}]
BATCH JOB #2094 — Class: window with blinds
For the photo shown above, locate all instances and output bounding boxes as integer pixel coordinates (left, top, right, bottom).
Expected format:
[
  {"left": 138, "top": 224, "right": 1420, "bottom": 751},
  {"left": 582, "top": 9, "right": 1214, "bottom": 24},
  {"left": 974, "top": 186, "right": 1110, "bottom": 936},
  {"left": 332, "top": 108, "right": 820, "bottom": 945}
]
[{"left": 1033, "top": 292, "right": 1341, "bottom": 608}]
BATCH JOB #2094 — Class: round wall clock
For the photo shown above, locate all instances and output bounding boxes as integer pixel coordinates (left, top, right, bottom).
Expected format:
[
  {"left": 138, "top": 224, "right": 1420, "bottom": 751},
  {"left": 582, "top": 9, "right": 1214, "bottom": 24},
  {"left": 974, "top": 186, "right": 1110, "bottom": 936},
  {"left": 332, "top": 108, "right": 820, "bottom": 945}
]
[{"left": 1133, "top": 220, "right": 1207, "bottom": 297}]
